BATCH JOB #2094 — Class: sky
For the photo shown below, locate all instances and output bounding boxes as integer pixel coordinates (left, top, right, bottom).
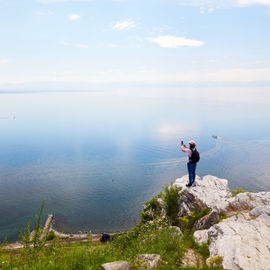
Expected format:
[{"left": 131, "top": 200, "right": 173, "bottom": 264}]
[{"left": 0, "top": 0, "right": 270, "bottom": 91}]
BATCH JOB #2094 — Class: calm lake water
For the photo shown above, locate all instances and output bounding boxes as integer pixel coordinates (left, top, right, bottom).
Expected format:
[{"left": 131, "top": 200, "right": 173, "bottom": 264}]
[{"left": 1, "top": 88, "right": 270, "bottom": 241}]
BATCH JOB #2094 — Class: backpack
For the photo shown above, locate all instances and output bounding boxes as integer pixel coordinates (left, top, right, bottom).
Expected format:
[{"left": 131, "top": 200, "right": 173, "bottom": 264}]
[{"left": 190, "top": 148, "right": 200, "bottom": 163}]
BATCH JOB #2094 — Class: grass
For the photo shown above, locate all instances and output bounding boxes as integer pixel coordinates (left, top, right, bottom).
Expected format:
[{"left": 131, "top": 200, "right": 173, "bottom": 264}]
[{"left": 0, "top": 189, "right": 223, "bottom": 270}]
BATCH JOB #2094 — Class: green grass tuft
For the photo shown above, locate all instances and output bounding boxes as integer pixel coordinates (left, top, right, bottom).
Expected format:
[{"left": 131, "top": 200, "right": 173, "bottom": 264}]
[{"left": 232, "top": 187, "right": 248, "bottom": 196}]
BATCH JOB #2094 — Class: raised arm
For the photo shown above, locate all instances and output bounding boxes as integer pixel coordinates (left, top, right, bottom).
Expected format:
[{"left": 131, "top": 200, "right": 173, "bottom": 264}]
[{"left": 180, "top": 143, "right": 189, "bottom": 152}]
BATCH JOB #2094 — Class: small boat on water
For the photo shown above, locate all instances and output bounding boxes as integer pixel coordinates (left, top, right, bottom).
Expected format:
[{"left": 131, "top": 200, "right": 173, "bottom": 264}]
[{"left": 212, "top": 135, "right": 218, "bottom": 139}]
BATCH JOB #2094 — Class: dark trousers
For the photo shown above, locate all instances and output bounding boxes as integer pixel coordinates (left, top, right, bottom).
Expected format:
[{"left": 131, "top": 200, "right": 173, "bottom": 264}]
[{"left": 187, "top": 162, "right": 197, "bottom": 185}]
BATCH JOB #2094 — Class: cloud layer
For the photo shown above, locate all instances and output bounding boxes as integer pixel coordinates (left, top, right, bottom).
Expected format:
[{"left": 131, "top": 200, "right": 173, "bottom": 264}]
[
  {"left": 112, "top": 19, "right": 136, "bottom": 31},
  {"left": 68, "top": 14, "right": 80, "bottom": 21},
  {"left": 147, "top": 35, "right": 205, "bottom": 48},
  {"left": 178, "top": 0, "right": 270, "bottom": 8}
]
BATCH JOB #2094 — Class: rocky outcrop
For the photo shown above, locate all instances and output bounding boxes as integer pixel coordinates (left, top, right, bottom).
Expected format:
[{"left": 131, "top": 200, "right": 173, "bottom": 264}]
[
  {"left": 227, "top": 192, "right": 270, "bottom": 212},
  {"left": 207, "top": 212, "right": 270, "bottom": 270},
  {"left": 177, "top": 175, "right": 270, "bottom": 270},
  {"left": 174, "top": 175, "right": 232, "bottom": 217},
  {"left": 137, "top": 254, "right": 161, "bottom": 269}
]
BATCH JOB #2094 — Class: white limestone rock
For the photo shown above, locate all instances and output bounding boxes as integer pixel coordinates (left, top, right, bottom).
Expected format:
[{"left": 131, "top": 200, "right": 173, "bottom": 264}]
[
  {"left": 175, "top": 175, "right": 232, "bottom": 216},
  {"left": 102, "top": 261, "right": 134, "bottom": 270},
  {"left": 250, "top": 206, "right": 270, "bottom": 217},
  {"left": 193, "top": 229, "right": 209, "bottom": 245},
  {"left": 202, "top": 213, "right": 270, "bottom": 270},
  {"left": 227, "top": 192, "right": 270, "bottom": 212}
]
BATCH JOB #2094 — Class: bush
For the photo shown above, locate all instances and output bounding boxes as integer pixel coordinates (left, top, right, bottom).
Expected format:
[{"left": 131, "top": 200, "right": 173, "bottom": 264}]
[
  {"left": 179, "top": 208, "right": 210, "bottom": 233},
  {"left": 45, "top": 231, "right": 56, "bottom": 242},
  {"left": 232, "top": 187, "right": 248, "bottom": 197},
  {"left": 163, "top": 184, "right": 182, "bottom": 225}
]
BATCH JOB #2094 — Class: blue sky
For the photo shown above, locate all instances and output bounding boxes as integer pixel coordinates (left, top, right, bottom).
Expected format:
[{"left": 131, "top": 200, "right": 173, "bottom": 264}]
[{"left": 0, "top": 0, "right": 270, "bottom": 91}]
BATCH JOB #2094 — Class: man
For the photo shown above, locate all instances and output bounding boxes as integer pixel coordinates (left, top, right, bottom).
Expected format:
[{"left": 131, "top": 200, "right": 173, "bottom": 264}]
[{"left": 180, "top": 140, "right": 199, "bottom": 187}]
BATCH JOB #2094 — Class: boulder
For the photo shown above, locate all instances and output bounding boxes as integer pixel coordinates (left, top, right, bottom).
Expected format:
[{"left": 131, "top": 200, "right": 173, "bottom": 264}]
[
  {"left": 168, "top": 226, "right": 183, "bottom": 239},
  {"left": 196, "top": 212, "right": 270, "bottom": 270},
  {"left": 174, "top": 175, "right": 232, "bottom": 217},
  {"left": 193, "top": 208, "right": 220, "bottom": 231},
  {"left": 250, "top": 206, "right": 270, "bottom": 217},
  {"left": 176, "top": 174, "right": 270, "bottom": 269},
  {"left": 100, "top": 233, "right": 110, "bottom": 243},
  {"left": 193, "top": 229, "right": 208, "bottom": 245},
  {"left": 102, "top": 261, "right": 134, "bottom": 270},
  {"left": 137, "top": 254, "right": 161, "bottom": 269},
  {"left": 227, "top": 192, "right": 270, "bottom": 212}
]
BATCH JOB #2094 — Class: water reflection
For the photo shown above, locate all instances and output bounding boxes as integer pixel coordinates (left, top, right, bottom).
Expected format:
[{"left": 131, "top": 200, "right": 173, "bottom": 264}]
[{"left": 0, "top": 91, "right": 270, "bottom": 241}]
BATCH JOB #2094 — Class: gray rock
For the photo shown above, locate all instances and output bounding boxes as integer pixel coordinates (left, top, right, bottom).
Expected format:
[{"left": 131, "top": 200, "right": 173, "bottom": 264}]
[
  {"left": 137, "top": 254, "right": 161, "bottom": 269},
  {"left": 250, "top": 206, "right": 270, "bottom": 217},
  {"left": 157, "top": 198, "right": 167, "bottom": 217},
  {"left": 193, "top": 229, "right": 209, "bottom": 245},
  {"left": 227, "top": 192, "right": 270, "bottom": 212},
  {"left": 193, "top": 208, "right": 220, "bottom": 231},
  {"left": 169, "top": 226, "right": 183, "bottom": 239},
  {"left": 102, "top": 261, "right": 134, "bottom": 270}
]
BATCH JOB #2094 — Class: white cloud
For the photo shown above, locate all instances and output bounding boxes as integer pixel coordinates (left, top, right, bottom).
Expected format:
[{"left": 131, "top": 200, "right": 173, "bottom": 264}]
[
  {"left": 60, "top": 41, "right": 88, "bottom": 49},
  {"left": 200, "top": 7, "right": 205, "bottom": 13},
  {"left": 112, "top": 19, "right": 136, "bottom": 31},
  {"left": 36, "top": 0, "right": 91, "bottom": 3},
  {"left": 68, "top": 14, "right": 80, "bottom": 21},
  {"left": 147, "top": 35, "right": 205, "bottom": 48},
  {"left": 106, "top": 43, "right": 117, "bottom": 48},
  {"left": 74, "top": 43, "right": 89, "bottom": 49},
  {"left": 178, "top": 0, "right": 236, "bottom": 9},
  {"left": 36, "top": 10, "right": 55, "bottom": 16},
  {"left": 237, "top": 0, "right": 270, "bottom": 6},
  {"left": 1, "top": 68, "right": 270, "bottom": 96},
  {"left": 0, "top": 59, "right": 9, "bottom": 64},
  {"left": 178, "top": 0, "right": 270, "bottom": 8},
  {"left": 200, "top": 6, "right": 215, "bottom": 13}
]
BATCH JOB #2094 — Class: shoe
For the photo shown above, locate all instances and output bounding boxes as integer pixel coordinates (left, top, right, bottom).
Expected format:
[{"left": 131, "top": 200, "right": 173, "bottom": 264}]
[{"left": 186, "top": 184, "right": 192, "bottom": 187}]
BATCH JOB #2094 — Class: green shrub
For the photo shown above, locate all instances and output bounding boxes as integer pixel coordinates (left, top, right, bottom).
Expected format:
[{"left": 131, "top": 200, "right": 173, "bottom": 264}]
[
  {"left": 179, "top": 208, "right": 210, "bottom": 233},
  {"left": 163, "top": 184, "right": 182, "bottom": 225},
  {"left": 140, "top": 196, "right": 160, "bottom": 223},
  {"left": 217, "top": 211, "right": 227, "bottom": 223},
  {"left": 232, "top": 187, "right": 248, "bottom": 196},
  {"left": 207, "top": 255, "right": 224, "bottom": 267},
  {"left": 45, "top": 231, "right": 57, "bottom": 242}
]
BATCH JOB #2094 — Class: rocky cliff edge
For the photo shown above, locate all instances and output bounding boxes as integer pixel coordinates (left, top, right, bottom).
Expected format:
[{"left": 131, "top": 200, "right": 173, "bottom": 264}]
[{"left": 174, "top": 175, "right": 270, "bottom": 270}]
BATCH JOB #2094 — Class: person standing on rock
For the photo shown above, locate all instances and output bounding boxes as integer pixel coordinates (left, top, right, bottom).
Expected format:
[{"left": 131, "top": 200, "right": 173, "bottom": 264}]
[{"left": 180, "top": 140, "right": 200, "bottom": 187}]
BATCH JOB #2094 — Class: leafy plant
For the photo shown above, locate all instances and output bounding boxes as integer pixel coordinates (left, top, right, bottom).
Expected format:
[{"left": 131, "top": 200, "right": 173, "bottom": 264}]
[
  {"left": 217, "top": 211, "right": 227, "bottom": 223},
  {"left": 45, "top": 230, "right": 57, "bottom": 242},
  {"left": 20, "top": 200, "right": 48, "bottom": 253},
  {"left": 163, "top": 184, "right": 182, "bottom": 225},
  {"left": 232, "top": 187, "right": 248, "bottom": 196},
  {"left": 179, "top": 208, "right": 210, "bottom": 233},
  {"left": 207, "top": 255, "right": 224, "bottom": 266},
  {"left": 140, "top": 192, "right": 164, "bottom": 223}
]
